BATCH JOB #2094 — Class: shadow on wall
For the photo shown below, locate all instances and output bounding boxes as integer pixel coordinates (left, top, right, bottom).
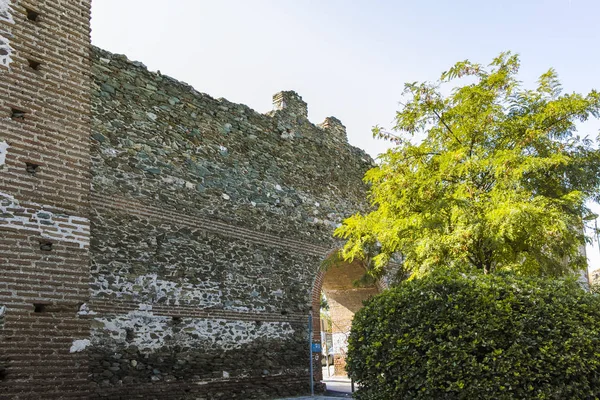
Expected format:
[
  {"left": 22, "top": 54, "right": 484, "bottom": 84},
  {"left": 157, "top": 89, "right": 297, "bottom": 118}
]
[{"left": 322, "top": 259, "right": 379, "bottom": 312}]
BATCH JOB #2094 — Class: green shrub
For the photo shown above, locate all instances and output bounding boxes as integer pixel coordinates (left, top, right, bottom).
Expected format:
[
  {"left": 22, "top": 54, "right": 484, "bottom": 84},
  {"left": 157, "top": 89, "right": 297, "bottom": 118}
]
[{"left": 347, "top": 271, "right": 600, "bottom": 399}]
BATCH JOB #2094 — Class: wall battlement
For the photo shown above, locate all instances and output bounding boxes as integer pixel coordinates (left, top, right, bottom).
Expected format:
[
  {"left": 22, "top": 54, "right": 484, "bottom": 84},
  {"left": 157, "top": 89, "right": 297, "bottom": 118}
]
[
  {"left": 98, "top": 49, "right": 354, "bottom": 148},
  {"left": 272, "top": 90, "right": 309, "bottom": 118}
]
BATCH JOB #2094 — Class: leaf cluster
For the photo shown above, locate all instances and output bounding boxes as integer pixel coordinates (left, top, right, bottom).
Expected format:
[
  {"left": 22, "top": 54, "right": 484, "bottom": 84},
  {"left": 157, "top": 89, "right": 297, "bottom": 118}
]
[
  {"left": 347, "top": 271, "right": 600, "bottom": 399},
  {"left": 337, "top": 52, "right": 600, "bottom": 277}
]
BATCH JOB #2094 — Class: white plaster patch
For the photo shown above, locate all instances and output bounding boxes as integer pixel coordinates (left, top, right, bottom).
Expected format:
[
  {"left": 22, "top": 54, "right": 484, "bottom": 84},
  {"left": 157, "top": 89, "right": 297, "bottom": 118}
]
[
  {"left": 0, "top": 140, "right": 8, "bottom": 166},
  {"left": 77, "top": 303, "right": 96, "bottom": 316},
  {"left": 161, "top": 174, "right": 186, "bottom": 187},
  {"left": 92, "top": 272, "right": 222, "bottom": 308},
  {"left": 160, "top": 175, "right": 197, "bottom": 191},
  {"left": 70, "top": 339, "right": 91, "bottom": 353},
  {"left": 0, "top": 0, "right": 13, "bottom": 68},
  {"left": 0, "top": 0, "right": 14, "bottom": 23},
  {"left": 101, "top": 147, "right": 119, "bottom": 157},
  {"left": 0, "top": 35, "right": 12, "bottom": 68},
  {"left": 93, "top": 311, "right": 296, "bottom": 352},
  {"left": 0, "top": 192, "right": 90, "bottom": 248}
]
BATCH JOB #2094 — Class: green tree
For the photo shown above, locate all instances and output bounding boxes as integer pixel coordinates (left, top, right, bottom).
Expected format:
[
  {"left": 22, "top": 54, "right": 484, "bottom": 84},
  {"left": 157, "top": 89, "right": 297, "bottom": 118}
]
[{"left": 336, "top": 52, "right": 600, "bottom": 277}]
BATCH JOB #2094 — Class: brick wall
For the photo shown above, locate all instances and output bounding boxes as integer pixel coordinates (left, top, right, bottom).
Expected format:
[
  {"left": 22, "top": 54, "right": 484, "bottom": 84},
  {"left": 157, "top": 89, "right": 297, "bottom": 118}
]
[{"left": 0, "top": 0, "right": 92, "bottom": 398}]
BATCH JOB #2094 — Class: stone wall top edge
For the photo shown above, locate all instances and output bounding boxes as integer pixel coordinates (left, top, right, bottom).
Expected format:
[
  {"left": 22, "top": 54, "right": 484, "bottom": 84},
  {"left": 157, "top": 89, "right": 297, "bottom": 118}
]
[{"left": 91, "top": 46, "right": 374, "bottom": 162}]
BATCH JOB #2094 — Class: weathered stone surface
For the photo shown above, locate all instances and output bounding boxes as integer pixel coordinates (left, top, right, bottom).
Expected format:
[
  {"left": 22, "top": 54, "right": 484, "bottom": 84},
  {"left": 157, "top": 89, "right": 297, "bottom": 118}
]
[
  {"left": 91, "top": 48, "right": 372, "bottom": 244},
  {"left": 91, "top": 212, "right": 321, "bottom": 312},
  {"left": 87, "top": 46, "right": 373, "bottom": 398}
]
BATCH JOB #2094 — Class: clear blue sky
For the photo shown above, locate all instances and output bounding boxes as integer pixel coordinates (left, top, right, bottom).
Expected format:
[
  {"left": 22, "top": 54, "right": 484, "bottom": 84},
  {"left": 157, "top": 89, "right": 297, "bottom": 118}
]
[{"left": 91, "top": 0, "right": 600, "bottom": 271}]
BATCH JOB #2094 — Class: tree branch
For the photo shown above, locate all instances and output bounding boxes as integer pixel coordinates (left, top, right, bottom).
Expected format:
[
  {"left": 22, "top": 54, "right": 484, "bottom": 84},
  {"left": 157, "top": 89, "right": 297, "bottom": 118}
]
[
  {"left": 466, "top": 254, "right": 482, "bottom": 270},
  {"left": 432, "top": 109, "right": 462, "bottom": 144}
]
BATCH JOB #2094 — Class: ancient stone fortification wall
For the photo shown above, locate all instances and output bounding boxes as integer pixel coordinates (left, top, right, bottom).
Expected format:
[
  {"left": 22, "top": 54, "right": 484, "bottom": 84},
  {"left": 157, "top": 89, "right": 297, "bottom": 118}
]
[
  {"left": 0, "top": 0, "right": 92, "bottom": 398},
  {"left": 0, "top": 0, "right": 373, "bottom": 396},
  {"left": 85, "top": 47, "right": 372, "bottom": 398}
]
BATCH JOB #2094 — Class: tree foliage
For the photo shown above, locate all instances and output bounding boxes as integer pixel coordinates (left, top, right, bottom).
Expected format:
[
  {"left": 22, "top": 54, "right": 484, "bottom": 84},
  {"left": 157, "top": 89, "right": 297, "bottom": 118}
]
[
  {"left": 336, "top": 52, "right": 600, "bottom": 277},
  {"left": 347, "top": 271, "right": 600, "bottom": 400}
]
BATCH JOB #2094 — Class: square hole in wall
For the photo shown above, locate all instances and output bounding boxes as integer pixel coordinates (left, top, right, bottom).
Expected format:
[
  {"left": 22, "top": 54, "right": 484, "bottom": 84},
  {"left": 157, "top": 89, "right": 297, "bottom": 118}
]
[
  {"left": 25, "top": 162, "right": 40, "bottom": 175},
  {"left": 27, "top": 59, "right": 41, "bottom": 71},
  {"left": 39, "top": 240, "right": 53, "bottom": 251},
  {"left": 11, "top": 108, "right": 26, "bottom": 120},
  {"left": 25, "top": 8, "right": 39, "bottom": 22},
  {"left": 33, "top": 303, "right": 47, "bottom": 313}
]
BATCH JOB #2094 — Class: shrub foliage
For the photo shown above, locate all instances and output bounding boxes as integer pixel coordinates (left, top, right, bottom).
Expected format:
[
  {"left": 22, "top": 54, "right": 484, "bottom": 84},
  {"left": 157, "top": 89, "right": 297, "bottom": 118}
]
[{"left": 347, "top": 272, "right": 600, "bottom": 399}]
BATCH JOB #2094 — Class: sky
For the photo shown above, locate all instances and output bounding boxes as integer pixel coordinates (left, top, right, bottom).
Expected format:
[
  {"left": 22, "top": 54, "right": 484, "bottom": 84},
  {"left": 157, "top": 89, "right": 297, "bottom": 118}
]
[{"left": 91, "top": 0, "right": 600, "bottom": 272}]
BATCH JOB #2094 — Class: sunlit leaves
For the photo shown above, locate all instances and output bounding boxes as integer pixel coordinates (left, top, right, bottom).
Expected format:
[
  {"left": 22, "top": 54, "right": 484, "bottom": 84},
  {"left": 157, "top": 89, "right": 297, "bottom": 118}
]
[{"left": 337, "top": 52, "right": 600, "bottom": 278}]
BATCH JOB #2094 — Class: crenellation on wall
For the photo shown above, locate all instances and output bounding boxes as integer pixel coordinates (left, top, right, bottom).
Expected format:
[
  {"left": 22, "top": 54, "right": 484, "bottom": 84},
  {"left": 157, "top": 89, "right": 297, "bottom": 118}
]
[
  {"left": 319, "top": 116, "right": 348, "bottom": 143},
  {"left": 272, "top": 90, "right": 308, "bottom": 118}
]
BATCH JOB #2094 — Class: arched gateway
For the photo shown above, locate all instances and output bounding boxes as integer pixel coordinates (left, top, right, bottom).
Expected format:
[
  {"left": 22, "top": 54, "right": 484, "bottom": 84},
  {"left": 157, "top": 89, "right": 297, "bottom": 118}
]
[
  {"left": 311, "top": 258, "right": 381, "bottom": 380},
  {"left": 0, "top": 2, "right": 377, "bottom": 396}
]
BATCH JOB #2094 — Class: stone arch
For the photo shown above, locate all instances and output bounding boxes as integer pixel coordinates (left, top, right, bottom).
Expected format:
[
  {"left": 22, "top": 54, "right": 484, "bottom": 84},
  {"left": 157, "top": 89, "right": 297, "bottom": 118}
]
[{"left": 310, "top": 251, "right": 381, "bottom": 381}]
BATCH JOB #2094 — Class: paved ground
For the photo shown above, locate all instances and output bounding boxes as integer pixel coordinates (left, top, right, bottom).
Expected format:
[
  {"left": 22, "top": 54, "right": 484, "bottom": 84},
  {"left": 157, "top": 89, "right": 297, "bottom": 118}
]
[
  {"left": 277, "top": 397, "right": 347, "bottom": 400},
  {"left": 322, "top": 376, "right": 354, "bottom": 395},
  {"left": 277, "top": 375, "right": 355, "bottom": 399}
]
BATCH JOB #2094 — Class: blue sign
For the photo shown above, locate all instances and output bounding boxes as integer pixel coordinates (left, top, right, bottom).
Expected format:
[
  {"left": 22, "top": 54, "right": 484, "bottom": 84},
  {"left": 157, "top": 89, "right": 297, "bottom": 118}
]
[{"left": 312, "top": 342, "right": 322, "bottom": 353}]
